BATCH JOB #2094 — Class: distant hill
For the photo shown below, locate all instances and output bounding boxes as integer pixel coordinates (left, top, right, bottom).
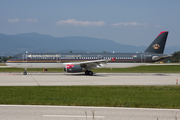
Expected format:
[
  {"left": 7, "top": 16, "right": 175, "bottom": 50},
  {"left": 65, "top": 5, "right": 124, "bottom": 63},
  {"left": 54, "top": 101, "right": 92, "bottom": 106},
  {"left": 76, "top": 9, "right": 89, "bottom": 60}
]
[{"left": 0, "top": 33, "right": 179, "bottom": 56}]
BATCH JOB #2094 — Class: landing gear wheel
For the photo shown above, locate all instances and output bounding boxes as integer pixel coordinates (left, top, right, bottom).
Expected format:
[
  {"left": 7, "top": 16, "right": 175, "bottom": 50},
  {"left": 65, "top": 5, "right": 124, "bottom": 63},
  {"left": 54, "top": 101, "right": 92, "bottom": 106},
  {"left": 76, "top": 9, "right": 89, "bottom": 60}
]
[
  {"left": 88, "top": 71, "right": 93, "bottom": 76},
  {"left": 23, "top": 72, "right": 27, "bottom": 75},
  {"left": 23, "top": 68, "right": 27, "bottom": 75},
  {"left": 85, "top": 70, "right": 89, "bottom": 75}
]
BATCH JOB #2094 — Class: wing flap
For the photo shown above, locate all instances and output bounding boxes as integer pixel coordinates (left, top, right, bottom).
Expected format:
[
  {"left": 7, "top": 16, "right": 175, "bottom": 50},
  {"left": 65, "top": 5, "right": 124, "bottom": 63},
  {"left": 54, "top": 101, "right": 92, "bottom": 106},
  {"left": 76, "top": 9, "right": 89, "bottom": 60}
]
[{"left": 73, "top": 58, "right": 114, "bottom": 69}]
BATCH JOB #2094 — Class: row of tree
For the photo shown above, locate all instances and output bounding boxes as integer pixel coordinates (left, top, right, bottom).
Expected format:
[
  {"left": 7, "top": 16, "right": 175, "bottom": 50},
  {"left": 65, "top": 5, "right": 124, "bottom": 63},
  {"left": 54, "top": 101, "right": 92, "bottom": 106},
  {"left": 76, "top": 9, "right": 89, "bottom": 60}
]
[
  {"left": 0, "top": 56, "right": 12, "bottom": 63},
  {"left": 163, "top": 51, "right": 180, "bottom": 63}
]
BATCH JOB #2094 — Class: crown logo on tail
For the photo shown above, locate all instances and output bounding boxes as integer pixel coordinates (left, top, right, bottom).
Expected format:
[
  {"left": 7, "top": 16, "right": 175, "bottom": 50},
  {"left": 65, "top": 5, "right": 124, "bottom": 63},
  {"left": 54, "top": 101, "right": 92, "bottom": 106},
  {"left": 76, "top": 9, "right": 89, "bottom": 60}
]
[{"left": 153, "top": 44, "right": 160, "bottom": 49}]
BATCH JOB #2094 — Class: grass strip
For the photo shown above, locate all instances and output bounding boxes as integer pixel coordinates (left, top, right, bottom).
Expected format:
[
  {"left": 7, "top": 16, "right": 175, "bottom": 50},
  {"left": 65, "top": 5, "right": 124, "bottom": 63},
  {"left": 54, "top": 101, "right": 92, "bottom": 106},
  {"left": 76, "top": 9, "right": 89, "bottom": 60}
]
[
  {"left": 0, "top": 68, "right": 64, "bottom": 72},
  {"left": 94, "top": 65, "right": 180, "bottom": 73},
  {"left": 0, "top": 65, "right": 180, "bottom": 73},
  {"left": 0, "top": 86, "right": 180, "bottom": 109}
]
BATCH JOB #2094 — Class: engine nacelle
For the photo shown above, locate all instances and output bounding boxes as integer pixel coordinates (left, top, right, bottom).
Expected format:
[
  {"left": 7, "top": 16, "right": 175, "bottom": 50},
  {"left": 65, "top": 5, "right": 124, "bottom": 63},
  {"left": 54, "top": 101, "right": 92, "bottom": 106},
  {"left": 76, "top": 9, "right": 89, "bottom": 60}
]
[{"left": 63, "top": 64, "right": 83, "bottom": 73}]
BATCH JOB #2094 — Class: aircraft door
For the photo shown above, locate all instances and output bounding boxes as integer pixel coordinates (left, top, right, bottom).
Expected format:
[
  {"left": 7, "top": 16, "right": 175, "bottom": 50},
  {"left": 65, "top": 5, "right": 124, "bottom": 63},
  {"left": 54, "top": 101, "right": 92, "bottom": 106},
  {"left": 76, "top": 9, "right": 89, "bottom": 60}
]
[
  {"left": 56, "top": 54, "right": 61, "bottom": 62},
  {"left": 141, "top": 54, "right": 146, "bottom": 63},
  {"left": 22, "top": 54, "right": 27, "bottom": 62},
  {"left": 97, "top": 55, "right": 102, "bottom": 60}
]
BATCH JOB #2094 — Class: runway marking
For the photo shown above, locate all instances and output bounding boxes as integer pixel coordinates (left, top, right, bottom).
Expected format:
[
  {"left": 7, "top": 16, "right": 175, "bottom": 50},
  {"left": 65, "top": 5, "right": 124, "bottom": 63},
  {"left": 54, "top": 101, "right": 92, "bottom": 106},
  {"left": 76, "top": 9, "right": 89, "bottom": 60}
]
[
  {"left": 43, "top": 115, "right": 105, "bottom": 118},
  {"left": 31, "top": 76, "right": 40, "bottom": 86}
]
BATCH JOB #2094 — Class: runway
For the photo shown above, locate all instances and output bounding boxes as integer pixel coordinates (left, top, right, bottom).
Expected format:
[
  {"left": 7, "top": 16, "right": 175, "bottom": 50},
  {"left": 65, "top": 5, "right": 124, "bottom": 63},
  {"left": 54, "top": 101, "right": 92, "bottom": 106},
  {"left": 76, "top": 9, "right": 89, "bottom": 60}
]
[
  {"left": 0, "top": 105, "right": 179, "bottom": 120},
  {"left": 0, "top": 72, "right": 179, "bottom": 86},
  {"left": 0, "top": 73, "right": 179, "bottom": 120}
]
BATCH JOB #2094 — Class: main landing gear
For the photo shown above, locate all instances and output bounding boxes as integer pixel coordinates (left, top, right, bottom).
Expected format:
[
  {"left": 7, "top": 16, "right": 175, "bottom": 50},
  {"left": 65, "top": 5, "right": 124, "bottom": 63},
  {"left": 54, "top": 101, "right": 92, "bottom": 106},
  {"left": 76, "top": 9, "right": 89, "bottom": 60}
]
[
  {"left": 85, "top": 70, "right": 93, "bottom": 76},
  {"left": 23, "top": 68, "right": 27, "bottom": 75}
]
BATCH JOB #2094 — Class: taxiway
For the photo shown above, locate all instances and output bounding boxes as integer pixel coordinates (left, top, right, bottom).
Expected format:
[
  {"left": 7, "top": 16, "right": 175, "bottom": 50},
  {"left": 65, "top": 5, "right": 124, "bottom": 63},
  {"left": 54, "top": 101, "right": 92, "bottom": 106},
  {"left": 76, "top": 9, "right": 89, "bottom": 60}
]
[
  {"left": 0, "top": 72, "right": 179, "bottom": 86},
  {"left": 0, "top": 105, "right": 179, "bottom": 120}
]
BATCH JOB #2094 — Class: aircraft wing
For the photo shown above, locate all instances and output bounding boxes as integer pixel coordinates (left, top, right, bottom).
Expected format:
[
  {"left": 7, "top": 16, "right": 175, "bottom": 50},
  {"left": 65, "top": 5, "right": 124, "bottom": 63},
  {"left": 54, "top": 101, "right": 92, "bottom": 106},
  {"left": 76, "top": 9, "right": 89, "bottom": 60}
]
[{"left": 70, "top": 58, "right": 115, "bottom": 69}]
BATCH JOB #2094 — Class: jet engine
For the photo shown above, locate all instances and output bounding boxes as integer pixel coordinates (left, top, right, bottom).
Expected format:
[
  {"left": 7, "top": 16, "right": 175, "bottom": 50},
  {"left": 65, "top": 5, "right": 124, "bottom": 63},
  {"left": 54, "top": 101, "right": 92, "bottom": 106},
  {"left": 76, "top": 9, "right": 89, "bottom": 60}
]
[{"left": 63, "top": 64, "right": 83, "bottom": 73}]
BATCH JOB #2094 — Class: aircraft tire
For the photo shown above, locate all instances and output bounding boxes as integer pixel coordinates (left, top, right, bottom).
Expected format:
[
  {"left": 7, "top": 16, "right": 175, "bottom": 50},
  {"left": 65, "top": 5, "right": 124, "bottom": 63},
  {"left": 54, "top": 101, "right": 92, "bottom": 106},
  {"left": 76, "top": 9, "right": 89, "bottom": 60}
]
[
  {"left": 88, "top": 71, "right": 93, "bottom": 76},
  {"left": 23, "top": 72, "right": 27, "bottom": 75},
  {"left": 85, "top": 70, "right": 89, "bottom": 75}
]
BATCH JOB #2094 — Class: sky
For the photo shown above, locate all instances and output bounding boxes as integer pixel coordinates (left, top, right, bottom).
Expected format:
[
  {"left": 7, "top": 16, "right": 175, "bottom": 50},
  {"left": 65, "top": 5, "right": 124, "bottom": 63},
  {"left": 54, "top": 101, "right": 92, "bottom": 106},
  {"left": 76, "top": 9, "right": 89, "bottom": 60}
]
[{"left": 0, "top": 0, "right": 180, "bottom": 47}]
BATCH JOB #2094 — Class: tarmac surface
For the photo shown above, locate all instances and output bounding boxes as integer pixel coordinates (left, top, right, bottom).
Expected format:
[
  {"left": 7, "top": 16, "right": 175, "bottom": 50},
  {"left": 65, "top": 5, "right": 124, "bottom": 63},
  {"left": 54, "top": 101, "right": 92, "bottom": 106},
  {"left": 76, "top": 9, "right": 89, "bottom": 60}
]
[
  {"left": 0, "top": 72, "right": 180, "bottom": 120},
  {"left": 0, "top": 105, "right": 179, "bottom": 120},
  {"left": 0, "top": 72, "right": 179, "bottom": 86}
]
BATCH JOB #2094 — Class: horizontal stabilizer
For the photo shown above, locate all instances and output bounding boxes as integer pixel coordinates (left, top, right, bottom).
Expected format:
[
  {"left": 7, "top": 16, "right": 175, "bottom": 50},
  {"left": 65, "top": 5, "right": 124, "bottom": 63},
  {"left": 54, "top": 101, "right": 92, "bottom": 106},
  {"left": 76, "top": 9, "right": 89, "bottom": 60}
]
[{"left": 152, "top": 55, "right": 172, "bottom": 60}]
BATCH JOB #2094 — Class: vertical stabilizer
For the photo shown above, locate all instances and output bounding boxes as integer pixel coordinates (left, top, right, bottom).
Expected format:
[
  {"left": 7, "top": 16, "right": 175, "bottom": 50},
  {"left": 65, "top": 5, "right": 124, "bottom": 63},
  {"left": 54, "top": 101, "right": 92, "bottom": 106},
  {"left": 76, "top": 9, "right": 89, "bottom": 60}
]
[{"left": 144, "top": 31, "right": 168, "bottom": 54}]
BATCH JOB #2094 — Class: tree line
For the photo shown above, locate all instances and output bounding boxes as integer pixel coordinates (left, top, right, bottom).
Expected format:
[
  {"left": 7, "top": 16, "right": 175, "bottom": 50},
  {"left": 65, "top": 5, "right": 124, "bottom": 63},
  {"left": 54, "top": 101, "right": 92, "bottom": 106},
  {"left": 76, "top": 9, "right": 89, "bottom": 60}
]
[
  {"left": 0, "top": 56, "right": 12, "bottom": 63},
  {"left": 163, "top": 51, "right": 180, "bottom": 63}
]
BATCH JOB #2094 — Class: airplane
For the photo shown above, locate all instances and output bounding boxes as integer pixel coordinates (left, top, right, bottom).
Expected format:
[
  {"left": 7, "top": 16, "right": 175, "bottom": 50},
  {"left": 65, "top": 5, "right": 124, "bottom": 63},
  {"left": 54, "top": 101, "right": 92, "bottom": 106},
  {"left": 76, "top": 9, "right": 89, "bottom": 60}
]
[{"left": 6, "top": 31, "right": 171, "bottom": 75}]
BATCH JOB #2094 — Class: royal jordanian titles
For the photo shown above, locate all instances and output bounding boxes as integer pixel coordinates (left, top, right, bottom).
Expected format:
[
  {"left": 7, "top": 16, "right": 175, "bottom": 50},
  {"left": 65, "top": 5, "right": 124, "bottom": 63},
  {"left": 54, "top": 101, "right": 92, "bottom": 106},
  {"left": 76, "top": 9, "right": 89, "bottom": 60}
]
[{"left": 6, "top": 31, "right": 171, "bottom": 75}]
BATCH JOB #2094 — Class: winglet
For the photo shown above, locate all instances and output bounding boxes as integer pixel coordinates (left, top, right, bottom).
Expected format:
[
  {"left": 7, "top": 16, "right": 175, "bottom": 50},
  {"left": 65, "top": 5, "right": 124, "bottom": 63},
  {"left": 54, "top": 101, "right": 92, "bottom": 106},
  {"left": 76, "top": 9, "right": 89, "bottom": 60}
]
[{"left": 111, "top": 57, "right": 116, "bottom": 62}]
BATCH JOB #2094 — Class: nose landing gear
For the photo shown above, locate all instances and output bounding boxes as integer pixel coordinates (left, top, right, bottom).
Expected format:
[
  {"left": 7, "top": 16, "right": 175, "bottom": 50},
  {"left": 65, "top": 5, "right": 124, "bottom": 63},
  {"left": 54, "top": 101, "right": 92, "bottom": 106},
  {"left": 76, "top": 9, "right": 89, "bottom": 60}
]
[{"left": 23, "top": 68, "right": 27, "bottom": 75}]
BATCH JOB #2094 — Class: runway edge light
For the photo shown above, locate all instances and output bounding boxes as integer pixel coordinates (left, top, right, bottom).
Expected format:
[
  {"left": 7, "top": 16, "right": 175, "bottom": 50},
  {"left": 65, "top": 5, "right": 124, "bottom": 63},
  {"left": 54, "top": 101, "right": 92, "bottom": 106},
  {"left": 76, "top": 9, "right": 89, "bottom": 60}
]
[{"left": 176, "top": 79, "right": 178, "bottom": 85}]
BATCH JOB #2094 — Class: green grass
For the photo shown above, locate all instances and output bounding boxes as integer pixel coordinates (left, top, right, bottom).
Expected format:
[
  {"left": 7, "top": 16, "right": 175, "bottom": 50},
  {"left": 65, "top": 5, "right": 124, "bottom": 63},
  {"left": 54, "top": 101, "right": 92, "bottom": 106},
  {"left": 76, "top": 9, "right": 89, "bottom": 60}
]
[
  {"left": 0, "top": 65, "right": 180, "bottom": 73},
  {"left": 0, "top": 86, "right": 180, "bottom": 109},
  {"left": 94, "top": 65, "right": 180, "bottom": 73},
  {"left": 0, "top": 68, "right": 64, "bottom": 72}
]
